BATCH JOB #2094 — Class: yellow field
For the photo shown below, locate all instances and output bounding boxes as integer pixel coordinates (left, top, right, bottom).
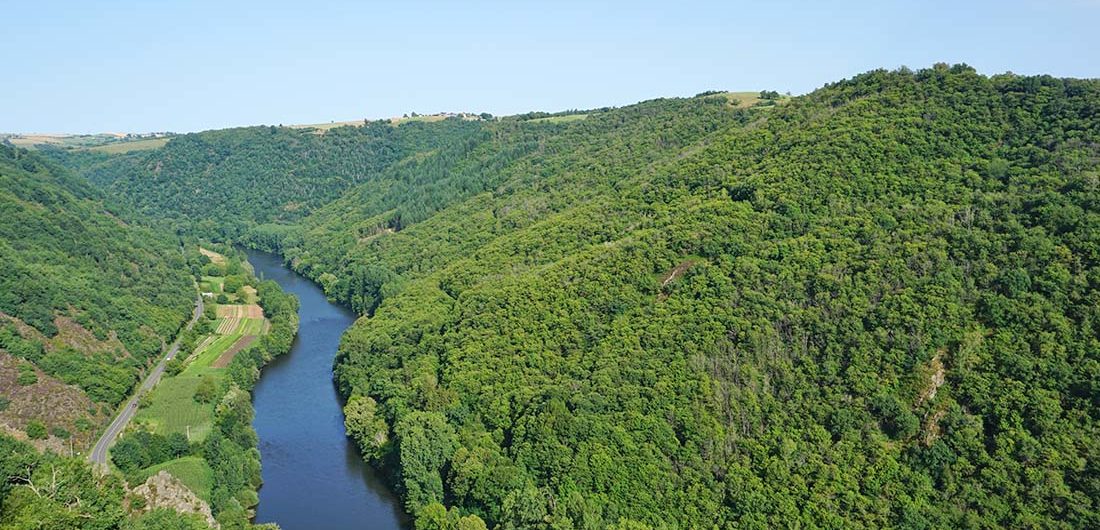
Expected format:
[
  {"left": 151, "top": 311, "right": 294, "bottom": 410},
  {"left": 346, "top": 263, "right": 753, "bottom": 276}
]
[
  {"left": 85, "top": 137, "right": 169, "bottom": 153},
  {"left": 199, "top": 247, "right": 227, "bottom": 265}
]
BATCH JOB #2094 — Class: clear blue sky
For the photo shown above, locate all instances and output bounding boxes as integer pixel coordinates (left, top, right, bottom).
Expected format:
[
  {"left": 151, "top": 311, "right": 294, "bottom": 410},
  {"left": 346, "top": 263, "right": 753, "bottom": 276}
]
[{"left": 2, "top": 0, "right": 1097, "bottom": 133}]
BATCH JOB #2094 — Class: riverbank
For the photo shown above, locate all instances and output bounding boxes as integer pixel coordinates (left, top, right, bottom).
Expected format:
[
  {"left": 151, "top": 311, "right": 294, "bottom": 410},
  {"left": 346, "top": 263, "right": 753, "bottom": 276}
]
[{"left": 103, "top": 246, "right": 300, "bottom": 528}]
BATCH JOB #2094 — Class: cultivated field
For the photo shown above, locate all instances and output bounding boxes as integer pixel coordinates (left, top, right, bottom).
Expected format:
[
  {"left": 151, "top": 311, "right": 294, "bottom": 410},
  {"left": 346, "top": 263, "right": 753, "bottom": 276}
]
[
  {"left": 86, "top": 137, "right": 169, "bottom": 153},
  {"left": 133, "top": 374, "right": 215, "bottom": 442},
  {"left": 214, "top": 304, "right": 264, "bottom": 334},
  {"left": 528, "top": 113, "right": 589, "bottom": 124},
  {"left": 186, "top": 334, "right": 242, "bottom": 369},
  {"left": 211, "top": 336, "right": 257, "bottom": 368},
  {"left": 119, "top": 250, "right": 275, "bottom": 499}
]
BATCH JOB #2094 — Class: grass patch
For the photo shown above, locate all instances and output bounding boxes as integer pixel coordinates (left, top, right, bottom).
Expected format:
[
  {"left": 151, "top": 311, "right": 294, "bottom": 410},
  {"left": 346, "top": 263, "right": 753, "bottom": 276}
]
[
  {"left": 187, "top": 334, "right": 241, "bottom": 372},
  {"left": 200, "top": 276, "right": 224, "bottom": 294},
  {"left": 237, "top": 318, "right": 265, "bottom": 335},
  {"left": 133, "top": 375, "right": 217, "bottom": 442},
  {"left": 528, "top": 114, "right": 589, "bottom": 124},
  {"left": 135, "top": 456, "right": 214, "bottom": 501},
  {"left": 712, "top": 91, "right": 791, "bottom": 109},
  {"left": 85, "top": 137, "right": 169, "bottom": 154},
  {"left": 198, "top": 247, "right": 227, "bottom": 265}
]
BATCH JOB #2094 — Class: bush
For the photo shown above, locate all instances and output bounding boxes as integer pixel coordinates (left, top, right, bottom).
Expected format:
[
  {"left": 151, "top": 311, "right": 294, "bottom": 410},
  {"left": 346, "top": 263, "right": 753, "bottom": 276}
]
[
  {"left": 16, "top": 364, "right": 37, "bottom": 386},
  {"left": 223, "top": 275, "right": 246, "bottom": 294},
  {"left": 194, "top": 377, "right": 219, "bottom": 403},
  {"left": 25, "top": 420, "right": 47, "bottom": 439},
  {"left": 111, "top": 430, "right": 192, "bottom": 472}
]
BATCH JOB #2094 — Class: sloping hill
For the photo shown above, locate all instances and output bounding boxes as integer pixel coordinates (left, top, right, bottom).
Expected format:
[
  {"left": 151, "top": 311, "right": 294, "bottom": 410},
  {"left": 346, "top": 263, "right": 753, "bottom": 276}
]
[
  {"left": 0, "top": 145, "right": 194, "bottom": 447},
  {"left": 52, "top": 119, "right": 486, "bottom": 237},
  {"left": 309, "top": 67, "right": 1100, "bottom": 528},
  {"left": 59, "top": 67, "right": 1100, "bottom": 528}
]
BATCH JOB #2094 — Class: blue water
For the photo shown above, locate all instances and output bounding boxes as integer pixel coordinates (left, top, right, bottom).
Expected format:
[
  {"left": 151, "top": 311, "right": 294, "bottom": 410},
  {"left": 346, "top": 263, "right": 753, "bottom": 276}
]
[{"left": 248, "top": 250, "right": 407, "bottom": 530}]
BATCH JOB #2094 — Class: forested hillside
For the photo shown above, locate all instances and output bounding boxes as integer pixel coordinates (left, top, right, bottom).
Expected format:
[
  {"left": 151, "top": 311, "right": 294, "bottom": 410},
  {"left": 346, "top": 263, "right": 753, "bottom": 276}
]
[
  {"left": 311, "top": 66, "right": 1100, "bottom": 529},
  {"left": 60, "top": 65, "right": 1100, "bottom": 529},
  {"left": 50, "top": 119, "right": 486, "bottom": 237},
  {"left": 0, "top": 145, "right": 194, "bottom": 449}
]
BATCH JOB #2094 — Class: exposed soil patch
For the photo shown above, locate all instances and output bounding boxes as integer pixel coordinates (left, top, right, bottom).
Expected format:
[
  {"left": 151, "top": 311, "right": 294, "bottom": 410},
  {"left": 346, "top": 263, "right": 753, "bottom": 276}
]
[
  {"left": 358, "top": 227, "right": 395, "bottom": 244},
  {"left": 0, "top": 313, "right": 46, "bottom": 342},
  {"left": 922, "top": 409, "right": 947, "bottom": 446},
  {"left": 1, "top": 313, "right": 127, "bottom": 357},
  {"left": 657, "top": 260, "right": 698, "bottom": 301},
  {"left": 216, "top": 304, "right": 264, "bottom": 319},
  {"left": 0, "top": 352, "right": 103, "bottom": 451},
  {"left": 919, "top": 353, "right": 946, "bottom": 404},
  {"left": 211, "top": 335, "right": 257, "bottom": 368},
  {"left": 52, "top": 316, "right": 128, "bottom": 356}
]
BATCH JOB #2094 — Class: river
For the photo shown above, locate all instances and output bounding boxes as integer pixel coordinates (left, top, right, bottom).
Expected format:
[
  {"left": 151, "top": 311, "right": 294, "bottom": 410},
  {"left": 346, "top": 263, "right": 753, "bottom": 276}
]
[{"left": 248, "top": 250, "right": 408, "bottom": 530}]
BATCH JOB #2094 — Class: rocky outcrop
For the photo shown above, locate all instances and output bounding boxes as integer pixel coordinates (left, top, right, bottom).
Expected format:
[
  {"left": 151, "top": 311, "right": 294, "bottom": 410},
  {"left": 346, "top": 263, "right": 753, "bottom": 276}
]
[{"left": 132, "top": 470, "right": 218, "bottom": 529}]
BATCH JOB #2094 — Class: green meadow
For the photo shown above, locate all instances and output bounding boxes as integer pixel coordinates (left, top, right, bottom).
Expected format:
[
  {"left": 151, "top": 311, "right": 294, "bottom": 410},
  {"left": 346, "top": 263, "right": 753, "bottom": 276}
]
[{"left": 133, "top": 455, "right": 214, "bottom": 501}]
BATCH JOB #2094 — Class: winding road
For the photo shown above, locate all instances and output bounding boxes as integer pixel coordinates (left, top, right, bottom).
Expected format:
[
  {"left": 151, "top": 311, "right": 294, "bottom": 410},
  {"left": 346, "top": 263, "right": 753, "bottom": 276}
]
[{"left": 88, "top": 294, "right": 204, "bottom": 469}]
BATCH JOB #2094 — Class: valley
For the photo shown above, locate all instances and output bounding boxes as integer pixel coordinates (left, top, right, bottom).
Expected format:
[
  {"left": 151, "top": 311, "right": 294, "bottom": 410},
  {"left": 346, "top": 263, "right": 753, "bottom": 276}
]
[{"left": 2, "top": 67, "right": 1099, "bottom": 530}]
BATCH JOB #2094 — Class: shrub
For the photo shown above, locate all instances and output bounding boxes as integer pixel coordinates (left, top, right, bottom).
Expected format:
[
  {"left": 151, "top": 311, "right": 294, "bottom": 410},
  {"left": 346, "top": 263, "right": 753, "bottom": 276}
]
[
  {"left": 25, "top": 420, "right": 47, "bottom": 440},
  {"left": 16, "top": 364, "right": 37, "bottom": 386}
]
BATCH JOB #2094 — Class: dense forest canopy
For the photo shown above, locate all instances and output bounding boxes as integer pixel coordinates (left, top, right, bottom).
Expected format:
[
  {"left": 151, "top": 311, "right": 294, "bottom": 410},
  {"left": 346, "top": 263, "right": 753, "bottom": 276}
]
[
  {"left": 49, "top": 119, "right": 487, "bottom": 238},
  {"left": 45, "top": 65, "right": 1100, "bottom": 529},
  {"left": 0, "top": 145, "right": 194, "bottom": 416}
]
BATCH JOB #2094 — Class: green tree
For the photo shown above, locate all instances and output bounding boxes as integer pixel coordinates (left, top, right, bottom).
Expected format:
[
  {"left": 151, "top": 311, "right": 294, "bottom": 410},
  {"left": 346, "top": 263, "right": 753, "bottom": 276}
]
[{"left": 194, "top": 377, "right": 218, "bottom": 403}]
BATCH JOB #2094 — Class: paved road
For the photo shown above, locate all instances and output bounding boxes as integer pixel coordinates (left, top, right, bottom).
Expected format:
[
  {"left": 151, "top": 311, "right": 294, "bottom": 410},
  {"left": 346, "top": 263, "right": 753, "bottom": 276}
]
[{"left": 89, "top": 294, "right": 204, "bottom": 469}]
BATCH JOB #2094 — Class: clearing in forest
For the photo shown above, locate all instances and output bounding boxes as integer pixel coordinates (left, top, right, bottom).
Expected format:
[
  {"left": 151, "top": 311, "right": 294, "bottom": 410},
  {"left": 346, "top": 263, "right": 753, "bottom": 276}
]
[{"left": 198, "top": 247, "right": 227, "bottom": 265}]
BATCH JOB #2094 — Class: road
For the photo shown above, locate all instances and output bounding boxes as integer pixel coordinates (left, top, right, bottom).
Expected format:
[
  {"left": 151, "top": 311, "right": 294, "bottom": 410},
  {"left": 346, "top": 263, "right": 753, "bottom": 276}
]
[{"left": 88, "top": 294, "right": 204, "bottom": 469}]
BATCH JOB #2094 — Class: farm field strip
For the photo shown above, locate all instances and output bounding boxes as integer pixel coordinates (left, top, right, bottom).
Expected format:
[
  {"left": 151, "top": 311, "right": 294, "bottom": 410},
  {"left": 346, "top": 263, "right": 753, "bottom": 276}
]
[
  {"left": 188, "top": 335, "right": 217, "bottom": 359},
  {"left": 216, "top": 304, "right": 264, "bottom": 318},
  {"left": 215, "top": 317, "right": 238, "bottom": 334},
  {"left": 186, "top": 333, "right": 242, "bottom": 373},
  {"left": 133, "top": 374, "right": 214, "bottom": 442},
  {"left": 214, "top": 303, "right": 265, "bottom": 334},
  {"left": 211, "top": 335, "right": 258, "bottom": 368}
]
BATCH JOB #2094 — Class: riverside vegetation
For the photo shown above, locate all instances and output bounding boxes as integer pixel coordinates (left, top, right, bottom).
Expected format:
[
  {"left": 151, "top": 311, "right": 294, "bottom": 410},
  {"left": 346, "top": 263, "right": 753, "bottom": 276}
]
[
  {"left": 113, "top": 246, "right": 299, "bottom": 530},
  {"left": 5, "top": 64, "right": 1099, "bottom": 529},
  {"left": 0, "top": 146, "right": 298, "bottom": 529}
]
